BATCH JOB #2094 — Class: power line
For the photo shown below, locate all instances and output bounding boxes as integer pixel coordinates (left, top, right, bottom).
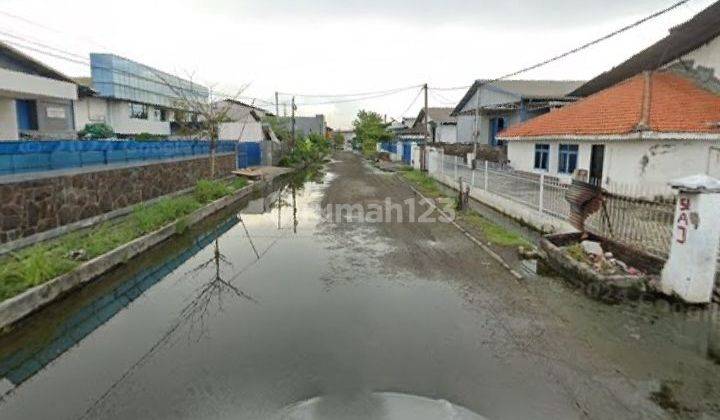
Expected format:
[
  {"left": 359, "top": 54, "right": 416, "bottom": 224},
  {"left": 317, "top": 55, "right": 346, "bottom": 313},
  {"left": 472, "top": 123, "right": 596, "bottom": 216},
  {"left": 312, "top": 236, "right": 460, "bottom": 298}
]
[
  {"left": 278, "top": 83, "right": 423, "bottom": 98},
  {"left": 293, "top": 85, "right": 419, "bottom": 106},
  {"left": 399, "top": 86, "right": 424, "bottom": 118},
  {"left": 485, "top": 0, "right": 692, "bottom": 84}
]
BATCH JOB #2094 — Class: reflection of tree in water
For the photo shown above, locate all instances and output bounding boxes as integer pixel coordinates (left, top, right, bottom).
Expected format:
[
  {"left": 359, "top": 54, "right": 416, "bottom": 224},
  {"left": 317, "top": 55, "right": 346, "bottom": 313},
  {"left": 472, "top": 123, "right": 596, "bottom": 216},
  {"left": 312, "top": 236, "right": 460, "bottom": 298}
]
[
  {"left": 182, "top": 238, "right": 257, "bottom": 341},
  {"left": 80, "top": 196, "right": 297, "bottom": 419}
]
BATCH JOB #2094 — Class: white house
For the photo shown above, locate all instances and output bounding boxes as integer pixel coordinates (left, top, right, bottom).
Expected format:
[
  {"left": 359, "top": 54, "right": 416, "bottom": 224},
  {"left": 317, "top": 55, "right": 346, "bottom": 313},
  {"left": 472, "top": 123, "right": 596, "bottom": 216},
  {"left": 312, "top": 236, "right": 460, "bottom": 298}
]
[
  {"left": 405, "top": 107, "right": 457, "bottom": 143},
  {"left": 217, "top": 99, "right": 276, "bottom": 142},
  {"left": 74, "top": 53, "right": 209, "bottom": 138},
  {"left": 451, "top": 79, "right": 584, "bottom": 146},
  {"left": 498, "top": 0, "right": 720, "bottom": 195},
  {"left": 497, "top": 70, "right": 720, "bottom": 194},
  {"left": 0, "top": 41, "right": 77, "bottom": 140}
]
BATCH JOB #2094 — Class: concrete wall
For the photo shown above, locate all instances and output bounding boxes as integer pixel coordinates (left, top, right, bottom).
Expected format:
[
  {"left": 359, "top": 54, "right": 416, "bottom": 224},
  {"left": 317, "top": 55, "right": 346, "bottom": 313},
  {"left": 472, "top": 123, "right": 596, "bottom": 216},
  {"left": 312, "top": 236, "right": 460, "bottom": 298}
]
[
  {"left": 455, "top": 114, "right": 491, "bottom": 144},
  {"left": 676, "top": 36, "right": 720, "bottom": 73},
  {"left": 0, "top": 67, "right": 77, "bottom": 101},
  {"left": 74, "top": 97, "right": 110, "bottom": 130},
  {"left": 32, "top": 99, "right": 75, "bottom": 138},
  {"left": 435, "top": 124, "right": 457, "bottom": 143},
  {"left": 0, "top": 98, "right": 18, "bottom": 140},
  {"left": 219, "top": 121, "right": 265, "bottom": 142},
  {"left": 107, "top": 101, "right": 171, "bottom": 136},
  {"left": 0, "top": 153, "right": 235, "bottom": 244},
  {"left": 507, "top": 138, "right": 720, "bottom": 191}
]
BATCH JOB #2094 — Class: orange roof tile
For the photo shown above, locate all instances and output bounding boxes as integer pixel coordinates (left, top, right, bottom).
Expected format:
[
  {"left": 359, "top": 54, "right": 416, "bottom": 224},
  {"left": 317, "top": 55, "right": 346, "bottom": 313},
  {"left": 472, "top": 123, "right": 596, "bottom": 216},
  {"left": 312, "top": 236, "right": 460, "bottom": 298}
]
[{"left": 499, "top": 71, "right": 720, "bottom": 138}]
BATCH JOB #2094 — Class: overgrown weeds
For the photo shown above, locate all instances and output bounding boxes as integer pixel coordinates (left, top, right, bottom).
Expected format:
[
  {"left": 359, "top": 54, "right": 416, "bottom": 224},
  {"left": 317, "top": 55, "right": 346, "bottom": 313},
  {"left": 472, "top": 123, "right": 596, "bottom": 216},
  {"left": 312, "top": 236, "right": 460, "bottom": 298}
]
[{"left": 0, "top": 177, "right": 249, "bottom": 302}]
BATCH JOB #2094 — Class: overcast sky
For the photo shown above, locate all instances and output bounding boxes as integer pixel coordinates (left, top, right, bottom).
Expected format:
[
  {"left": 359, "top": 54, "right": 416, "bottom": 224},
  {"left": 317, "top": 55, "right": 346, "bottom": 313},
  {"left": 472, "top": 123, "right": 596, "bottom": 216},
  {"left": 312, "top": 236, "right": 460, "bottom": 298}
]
[{"left": 0, "top": 0, "right": 715, "bottom": 128}]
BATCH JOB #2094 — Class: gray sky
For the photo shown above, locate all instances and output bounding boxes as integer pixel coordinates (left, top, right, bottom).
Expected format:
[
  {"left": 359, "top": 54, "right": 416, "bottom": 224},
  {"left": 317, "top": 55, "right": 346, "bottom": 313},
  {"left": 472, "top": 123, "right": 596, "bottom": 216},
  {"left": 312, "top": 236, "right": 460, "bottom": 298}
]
[{"left": 0, "top": 0, "right": 715, "bottom": 128}]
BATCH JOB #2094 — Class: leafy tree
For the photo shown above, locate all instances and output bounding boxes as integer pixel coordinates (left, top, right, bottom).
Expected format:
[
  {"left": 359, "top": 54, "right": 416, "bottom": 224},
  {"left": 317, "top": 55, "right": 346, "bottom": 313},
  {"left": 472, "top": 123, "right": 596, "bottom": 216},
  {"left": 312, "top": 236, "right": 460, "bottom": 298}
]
[
  {"left": 79, "top": 123, "right": 114, "bottom": 139},
  {"left": 332, "top": 132, "right": 346, "bottom": 149},
  {"left": 352, "top": 110, "right": 392, "bottom": 156},
  {"left": 263, "top": 115, "right": 291, "bottom": 141}
]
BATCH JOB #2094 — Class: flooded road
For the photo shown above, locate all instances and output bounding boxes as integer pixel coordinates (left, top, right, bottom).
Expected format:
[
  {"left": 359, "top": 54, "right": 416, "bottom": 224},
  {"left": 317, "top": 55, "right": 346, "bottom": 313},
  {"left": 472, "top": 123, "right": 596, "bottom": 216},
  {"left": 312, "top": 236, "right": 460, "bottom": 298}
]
[{"left": 0, "top": 152, "right": 719, "bottom": 419}]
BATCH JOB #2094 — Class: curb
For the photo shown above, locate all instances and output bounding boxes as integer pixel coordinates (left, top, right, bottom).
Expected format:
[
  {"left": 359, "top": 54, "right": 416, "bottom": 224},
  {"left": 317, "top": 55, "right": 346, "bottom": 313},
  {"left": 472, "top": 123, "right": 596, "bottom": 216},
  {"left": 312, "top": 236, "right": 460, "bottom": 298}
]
[
  {"left": 397, "top": 176, "right": 524, "bottom": 281},
  {"left": 0, "top": 180, "right": 264, "bottom": 331}
]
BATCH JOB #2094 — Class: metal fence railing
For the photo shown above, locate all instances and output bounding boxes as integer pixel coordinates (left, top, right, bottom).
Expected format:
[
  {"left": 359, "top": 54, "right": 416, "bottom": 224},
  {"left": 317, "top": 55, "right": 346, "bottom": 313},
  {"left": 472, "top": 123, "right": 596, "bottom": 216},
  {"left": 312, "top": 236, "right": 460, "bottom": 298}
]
[
  {"left": 429, "top": 152, "right": 678, "bottom": 259},
  {"left": 0, "top": 140, "right": 237, "bottom": 176}
]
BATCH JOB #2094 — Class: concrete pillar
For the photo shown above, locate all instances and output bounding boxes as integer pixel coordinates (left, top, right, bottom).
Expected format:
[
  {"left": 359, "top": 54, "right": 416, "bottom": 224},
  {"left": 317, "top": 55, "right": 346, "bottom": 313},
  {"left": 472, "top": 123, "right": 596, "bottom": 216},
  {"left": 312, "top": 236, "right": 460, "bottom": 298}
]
[
  {"left": 0, "top": 98, "right": 19, "bottom": 140},
  {"left": 661, "top": 175, "right": 720, "bottom": 303}
]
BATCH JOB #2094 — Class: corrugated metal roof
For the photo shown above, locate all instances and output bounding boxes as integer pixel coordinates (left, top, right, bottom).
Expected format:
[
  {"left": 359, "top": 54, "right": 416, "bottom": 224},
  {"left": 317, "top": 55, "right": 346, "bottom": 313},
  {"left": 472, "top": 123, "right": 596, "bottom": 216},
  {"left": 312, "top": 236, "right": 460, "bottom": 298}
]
[
  {"left": 570, "top": 1, "right": 720, "bottom": 97},
  {"left": 451, "top": 79, "right": 585, "bottom": 116}
]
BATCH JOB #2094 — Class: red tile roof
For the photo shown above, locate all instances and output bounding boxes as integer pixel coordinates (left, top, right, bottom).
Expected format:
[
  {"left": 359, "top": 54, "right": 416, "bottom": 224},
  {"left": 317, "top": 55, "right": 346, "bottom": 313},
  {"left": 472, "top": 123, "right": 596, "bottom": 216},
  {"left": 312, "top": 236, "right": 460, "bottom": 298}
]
[{"left": 499, "top": 71, "right": 720, "bottom": 138}]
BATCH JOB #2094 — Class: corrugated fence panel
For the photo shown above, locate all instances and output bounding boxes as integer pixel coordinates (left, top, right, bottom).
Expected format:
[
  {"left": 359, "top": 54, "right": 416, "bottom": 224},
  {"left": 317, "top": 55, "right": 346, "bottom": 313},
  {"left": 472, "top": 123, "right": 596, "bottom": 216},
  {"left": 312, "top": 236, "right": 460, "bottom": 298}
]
[
  {"left": 0, "top": 140, "right": 238, "bottom": 176},
  {"left": 236, "top": 142, "right": 261, "bottom": 168}
]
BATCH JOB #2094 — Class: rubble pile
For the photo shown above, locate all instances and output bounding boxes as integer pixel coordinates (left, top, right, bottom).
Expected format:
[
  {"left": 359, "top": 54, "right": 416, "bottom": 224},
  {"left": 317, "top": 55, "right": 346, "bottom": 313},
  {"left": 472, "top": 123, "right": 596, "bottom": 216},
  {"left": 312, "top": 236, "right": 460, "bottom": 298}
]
[{"left": 565, "top": 240, "right": 644, "bottom": 276}]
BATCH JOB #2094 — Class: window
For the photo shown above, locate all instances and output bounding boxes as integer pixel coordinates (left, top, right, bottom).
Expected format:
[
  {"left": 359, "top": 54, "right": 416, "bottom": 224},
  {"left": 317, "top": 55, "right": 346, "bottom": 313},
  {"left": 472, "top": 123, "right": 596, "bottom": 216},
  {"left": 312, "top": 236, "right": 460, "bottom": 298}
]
[
  {"left": 129, "top": 103, "right": 148, "bottom": 119},
  {"left": 534, "top": 144, "right": 550, "bottom": 171},
  {"left": 558, "top": 144, "right": 579, "bottom": 174}
]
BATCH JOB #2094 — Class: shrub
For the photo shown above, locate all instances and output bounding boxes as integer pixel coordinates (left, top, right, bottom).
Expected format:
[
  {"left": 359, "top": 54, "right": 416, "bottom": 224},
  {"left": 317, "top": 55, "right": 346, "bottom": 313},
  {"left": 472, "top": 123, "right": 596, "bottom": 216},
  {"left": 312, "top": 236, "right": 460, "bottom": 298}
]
[{"left": 79, "top": 123, "right": 114, "bottom": 139}]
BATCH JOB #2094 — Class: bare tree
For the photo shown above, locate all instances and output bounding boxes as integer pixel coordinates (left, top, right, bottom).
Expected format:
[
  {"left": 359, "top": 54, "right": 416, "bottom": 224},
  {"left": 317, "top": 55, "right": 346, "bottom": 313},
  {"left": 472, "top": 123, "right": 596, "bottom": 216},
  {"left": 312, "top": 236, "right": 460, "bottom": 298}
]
[{"left": 154, "top": 70, "right": 249, "bottom": 178}]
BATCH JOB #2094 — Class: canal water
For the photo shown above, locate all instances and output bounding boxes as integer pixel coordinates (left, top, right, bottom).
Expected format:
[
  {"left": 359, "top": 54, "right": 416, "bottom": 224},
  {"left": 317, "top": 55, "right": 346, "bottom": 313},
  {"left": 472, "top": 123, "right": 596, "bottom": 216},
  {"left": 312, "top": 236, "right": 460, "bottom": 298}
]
[
  {"left": 0, "top": 170, "right": 495, "bottom": 419},
  {"left": 0, "top": 157, "right": 719, "bottom": 419}
]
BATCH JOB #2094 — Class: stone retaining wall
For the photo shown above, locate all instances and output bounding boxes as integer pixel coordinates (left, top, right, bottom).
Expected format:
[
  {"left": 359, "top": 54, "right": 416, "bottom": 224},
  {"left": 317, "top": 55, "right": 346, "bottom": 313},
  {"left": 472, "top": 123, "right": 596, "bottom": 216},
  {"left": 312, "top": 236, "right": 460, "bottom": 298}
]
[{"left": 0, "top": 153, "right": 235, "bottom": 244}]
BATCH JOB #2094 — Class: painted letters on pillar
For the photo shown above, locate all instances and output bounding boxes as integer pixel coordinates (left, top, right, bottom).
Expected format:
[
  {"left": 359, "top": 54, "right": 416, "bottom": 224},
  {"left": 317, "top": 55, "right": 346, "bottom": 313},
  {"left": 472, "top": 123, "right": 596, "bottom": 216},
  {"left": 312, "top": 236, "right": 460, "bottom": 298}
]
[{"left": 675, "top": 197, "right": 691, "bottom": 244}]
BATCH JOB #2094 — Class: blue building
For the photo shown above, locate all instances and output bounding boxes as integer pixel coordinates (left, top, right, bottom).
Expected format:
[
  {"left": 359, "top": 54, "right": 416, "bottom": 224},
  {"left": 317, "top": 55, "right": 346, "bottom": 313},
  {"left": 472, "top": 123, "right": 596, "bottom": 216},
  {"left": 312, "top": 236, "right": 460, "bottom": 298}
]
[{"left": 74, "top": 54, "right": 209, "bottom": 138}]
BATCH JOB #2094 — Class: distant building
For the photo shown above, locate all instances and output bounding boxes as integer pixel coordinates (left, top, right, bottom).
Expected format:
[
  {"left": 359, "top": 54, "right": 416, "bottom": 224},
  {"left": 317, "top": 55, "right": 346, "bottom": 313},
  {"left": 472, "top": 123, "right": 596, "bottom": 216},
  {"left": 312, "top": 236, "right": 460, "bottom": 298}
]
[
  {"left": 75, "top": 53, "right": 209, "bottom": 138},
  {"left": 497, "top": 70, "right": 720, "bottom": 192},
  {"left": 278, "top": 114, "right": 326, "bottom": 138},
  {"left": 406, "top": 107, "right": 457, "bottom": 143},
  {"left": 216, "top": 99, "right": 277, "bottom": 142},
  {"left": 451, "top": 79, "right": 584, "bottom": 146},
  {"left": 0, "top": 40, "right": 77, "bottom": 140}
]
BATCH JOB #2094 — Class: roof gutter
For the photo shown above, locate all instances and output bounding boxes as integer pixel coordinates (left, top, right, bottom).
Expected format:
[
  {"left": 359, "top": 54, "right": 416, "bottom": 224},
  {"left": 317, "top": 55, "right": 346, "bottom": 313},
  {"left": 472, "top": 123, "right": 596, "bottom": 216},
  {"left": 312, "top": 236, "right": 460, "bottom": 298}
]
[{"left": 497, "top": 131, "right": 720, "bottom": 142}]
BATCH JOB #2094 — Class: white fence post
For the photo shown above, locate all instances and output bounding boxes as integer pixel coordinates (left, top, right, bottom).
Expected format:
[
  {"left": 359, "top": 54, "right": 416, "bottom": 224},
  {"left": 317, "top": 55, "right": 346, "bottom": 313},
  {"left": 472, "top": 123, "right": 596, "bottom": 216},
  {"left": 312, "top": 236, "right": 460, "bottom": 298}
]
[
  {"left": 454, "top": 156, "right": 458, "bottom": 182},
  {"left": 539, "top": 174, "right": 545, "bottom": 214},
  {"left": 440, "top": 150, "right": 444, "bottom": 177},
  {"left": 471, "top": 167, "right": 476, "bottom": 188},
  {"left": 484, "top": 161, "right": 489, "bottom": 191}
]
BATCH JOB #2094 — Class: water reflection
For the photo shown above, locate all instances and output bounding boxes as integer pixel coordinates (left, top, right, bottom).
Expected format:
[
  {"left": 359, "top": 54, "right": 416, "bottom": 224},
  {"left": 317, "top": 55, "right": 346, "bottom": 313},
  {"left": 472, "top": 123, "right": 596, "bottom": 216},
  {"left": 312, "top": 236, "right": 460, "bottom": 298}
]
[{"left": 0, "top": 215, "right": 239, "bottom": 398}]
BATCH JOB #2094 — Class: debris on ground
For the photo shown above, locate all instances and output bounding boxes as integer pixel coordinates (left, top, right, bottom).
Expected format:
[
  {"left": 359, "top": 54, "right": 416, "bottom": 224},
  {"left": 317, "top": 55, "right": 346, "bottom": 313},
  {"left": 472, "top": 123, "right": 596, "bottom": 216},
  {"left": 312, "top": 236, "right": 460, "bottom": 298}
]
[
  {"left": 565, "top": 242, "right": 644, "bottom": 276},
  {"left": 517, "top": 246, "right": 544, "bottom": 260},
  {"left": 67, "top": 249, "right": 88, "bottom": 261}
]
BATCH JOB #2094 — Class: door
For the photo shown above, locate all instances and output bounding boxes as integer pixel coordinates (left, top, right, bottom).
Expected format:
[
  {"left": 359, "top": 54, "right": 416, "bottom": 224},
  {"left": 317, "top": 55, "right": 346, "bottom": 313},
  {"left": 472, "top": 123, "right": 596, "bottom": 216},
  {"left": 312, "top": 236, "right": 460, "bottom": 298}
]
[
  {"left": 709, "top": 147, "right": 720, "bottom": 179},
  {"left": 589, "top": 144, "right": 605, "bottom": 186}
]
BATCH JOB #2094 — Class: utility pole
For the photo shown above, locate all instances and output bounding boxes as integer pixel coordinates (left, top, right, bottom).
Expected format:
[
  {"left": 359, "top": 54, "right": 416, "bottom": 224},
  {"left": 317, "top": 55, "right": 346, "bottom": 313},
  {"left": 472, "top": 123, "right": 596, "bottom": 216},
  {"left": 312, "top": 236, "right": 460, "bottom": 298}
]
[
  {"left": 275, "top": 92, "right": 279, "bottom": 116},
  {"left": 473, "top": 82, "right": 481, "bottom": 160},
  {"left": 291, "top": 96, "right": 296, "bottom": 150},
  {"left": 423, "top": 83, "right": 429, "bottom": 143}
]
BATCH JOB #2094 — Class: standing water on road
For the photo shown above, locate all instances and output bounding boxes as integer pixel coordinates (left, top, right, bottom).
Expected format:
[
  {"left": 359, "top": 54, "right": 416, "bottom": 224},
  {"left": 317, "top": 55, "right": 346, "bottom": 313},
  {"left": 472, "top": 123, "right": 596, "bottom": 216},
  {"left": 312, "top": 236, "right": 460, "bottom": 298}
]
[{"left": 0, "top": 152, "right": 719, "bottom": 419}]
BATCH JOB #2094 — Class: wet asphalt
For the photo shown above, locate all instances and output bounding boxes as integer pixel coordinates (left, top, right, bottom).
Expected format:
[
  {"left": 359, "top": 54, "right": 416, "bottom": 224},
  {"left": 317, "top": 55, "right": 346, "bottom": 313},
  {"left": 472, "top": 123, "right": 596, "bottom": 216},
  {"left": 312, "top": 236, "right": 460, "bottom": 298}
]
[{"left": 0, "top": 151, "right": 718, "bottom": 420}]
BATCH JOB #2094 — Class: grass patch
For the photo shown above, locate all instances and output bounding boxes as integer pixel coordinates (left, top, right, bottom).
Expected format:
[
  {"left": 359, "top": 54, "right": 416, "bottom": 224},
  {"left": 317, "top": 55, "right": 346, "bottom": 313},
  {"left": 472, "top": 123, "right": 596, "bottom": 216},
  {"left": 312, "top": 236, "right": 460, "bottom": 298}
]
[
  {"left": 400, "top": 169, "right": 442, "bottom": 197},
  {"left": 0, "top": 178, "right": 250, "bottom": 303},
  {"left": 400, "top": 168, "right": 529, "bottom": 249},
  {"left": 460, "top": 212, "right": 531, "bottom": 248}
]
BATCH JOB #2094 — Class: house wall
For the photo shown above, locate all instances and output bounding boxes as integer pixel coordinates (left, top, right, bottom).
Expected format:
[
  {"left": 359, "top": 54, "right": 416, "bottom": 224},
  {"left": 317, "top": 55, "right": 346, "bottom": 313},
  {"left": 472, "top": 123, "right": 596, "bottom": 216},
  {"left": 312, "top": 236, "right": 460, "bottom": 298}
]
[
  {"left": 456, "top": 115, "right": 491, "bottom": 144},
  {"left": 507, "top": 138, "right": 720, "bottom": 190},
  {"left": 603, "top": 140, "right": 719, "bottom": 187},
  {"left": 435, "top": 124, "right": 457, "bottom": 143},
  {"left": 676, "top": 35, "right": 720, "bottom": 73},
  {"left": 32, "top": 99, "right": 75, "bottom": 138},
  {"left": 74, "top": 97, "right": 110, "bottom": 130},
  {"left": 107, "top": 101, "right": 171, "bottom": 136},
  {"left": 0, "top": 98, "right": 18, "bottom": 140},
  {"left": 0, "top": 67, "right": 77, "bottom": 101},
  {"left": 506, "top": 140, "right": 592, "bottom": 183},
  {"left": 219, "top": 121, "right": 265, "bottom": 141}
]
